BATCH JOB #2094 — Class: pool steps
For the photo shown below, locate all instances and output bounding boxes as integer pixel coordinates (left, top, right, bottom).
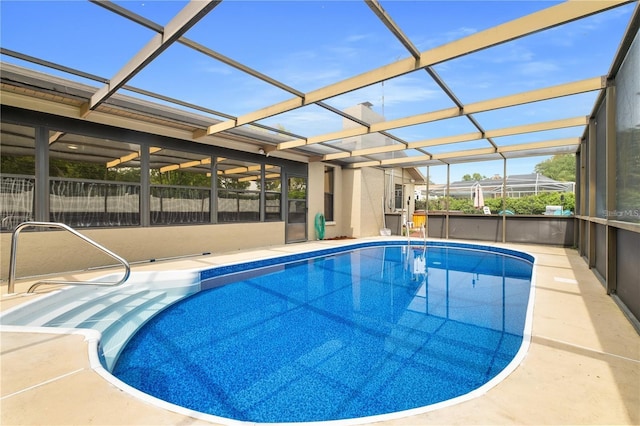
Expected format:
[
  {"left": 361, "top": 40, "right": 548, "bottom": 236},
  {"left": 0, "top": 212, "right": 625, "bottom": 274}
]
[
  {"left": 0, "top": 270, "right": 200, "bottom": 370},
  {"left": 44, "top": 290, "right": 156, "bottom": 328},
  {"left": 98, "top": 291, "right": 176, "bottom": 369}
]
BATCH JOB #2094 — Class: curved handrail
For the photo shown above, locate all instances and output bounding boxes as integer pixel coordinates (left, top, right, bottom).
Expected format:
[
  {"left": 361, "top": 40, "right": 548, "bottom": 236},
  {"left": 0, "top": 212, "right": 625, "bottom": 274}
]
[{"left": 7, "top": 222, "right": 130, "bottom": 294}]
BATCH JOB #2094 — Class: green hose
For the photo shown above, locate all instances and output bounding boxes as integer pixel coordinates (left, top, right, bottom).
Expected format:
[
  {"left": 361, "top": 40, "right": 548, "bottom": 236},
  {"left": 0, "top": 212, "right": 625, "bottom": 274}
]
[{"left": 314, "top": 212, "right": 325, "bottom": 240}]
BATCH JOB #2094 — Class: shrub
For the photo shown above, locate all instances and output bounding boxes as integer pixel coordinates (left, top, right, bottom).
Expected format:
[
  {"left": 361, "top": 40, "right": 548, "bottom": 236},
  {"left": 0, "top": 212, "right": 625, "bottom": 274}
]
[{"left": 426, "top": 192, "right": 574, "bottom": 215}]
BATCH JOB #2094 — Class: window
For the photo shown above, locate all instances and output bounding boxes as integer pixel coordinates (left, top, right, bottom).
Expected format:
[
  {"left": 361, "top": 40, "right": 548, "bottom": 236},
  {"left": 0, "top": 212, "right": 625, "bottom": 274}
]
[
  {"left": 217, "top": 158, "right": 261, "bottom": 222},
  {"left": 394, "top": 184, "right": 403, "bottom": 210},
  {"left": 324, "top": 167, "right": 334, "bottom": 221},
  {"left": 288, "top": 176, "right": 307, "bottom": 224},
  {"left": 150, "top": 148, "right": 210, "bottom": 225},
  {"left": 261, "top": 164, "right": 282, "bottom": 221},
  {"left": 0, "top": 123, "right": 35, "bottom": 230},
  {"left": 0, "top": 116, "right": 298, "bottom": 230},
  {"left": 49, "top": 132, "right": 141, "bottom": 227}
]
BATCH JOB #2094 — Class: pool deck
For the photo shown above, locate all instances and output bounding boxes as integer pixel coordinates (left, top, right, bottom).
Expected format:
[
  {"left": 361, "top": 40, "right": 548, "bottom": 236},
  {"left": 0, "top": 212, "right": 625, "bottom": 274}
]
[{"left": 1, "top": 238, "right": 639, "bottom": 425}]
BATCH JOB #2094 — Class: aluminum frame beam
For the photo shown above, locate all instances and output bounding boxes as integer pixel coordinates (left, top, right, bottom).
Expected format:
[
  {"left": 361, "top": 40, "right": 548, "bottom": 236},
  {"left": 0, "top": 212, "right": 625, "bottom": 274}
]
[
  {"left": 280, "top": 77, "right": 602, "bottom": 151},
  {"left": 199, "top": 0, "right": 628, "bottom": 137},
  {"left": 348, "top": 137, "right": 582, "bottom": 168},
  {"left": 81, "top": 1, "right": 220, "bottom": 117}
]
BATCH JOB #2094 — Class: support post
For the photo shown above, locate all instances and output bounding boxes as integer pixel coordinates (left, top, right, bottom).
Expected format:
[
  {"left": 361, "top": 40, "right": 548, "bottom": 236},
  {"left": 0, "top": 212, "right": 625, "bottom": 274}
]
[
  {"left": 588, "top": 117, "right": 597, "bottom": 268},
  {"left": 140, "top": 146, "right": 150, "bottom": 227},
  {"left": 502, "top": 158, "right": 507, "bottom": 243},
  {"left": 445, "top": 164, "right": 450, "bottom": 239},
  {"left": 425, "top": 167, "right": 430, "bottom": 238},
  {"left": 34, "top": 126, "right": 49, "bottom": 222},
  {"left": 605, "top": 85, "right": 617, "bottom": 294}
]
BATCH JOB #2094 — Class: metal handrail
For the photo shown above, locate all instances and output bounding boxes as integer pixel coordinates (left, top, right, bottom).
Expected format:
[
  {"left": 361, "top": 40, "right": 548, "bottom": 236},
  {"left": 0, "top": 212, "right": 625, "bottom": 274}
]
[{"left": 7, "top": 222, "right": 130, "bottom": 294}]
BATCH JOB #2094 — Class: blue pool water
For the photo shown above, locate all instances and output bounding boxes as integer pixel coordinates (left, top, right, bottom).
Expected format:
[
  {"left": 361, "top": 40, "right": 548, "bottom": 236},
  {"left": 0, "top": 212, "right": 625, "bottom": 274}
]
[{"left": 113, "top": 243, "right": 533, "bottom": 423}]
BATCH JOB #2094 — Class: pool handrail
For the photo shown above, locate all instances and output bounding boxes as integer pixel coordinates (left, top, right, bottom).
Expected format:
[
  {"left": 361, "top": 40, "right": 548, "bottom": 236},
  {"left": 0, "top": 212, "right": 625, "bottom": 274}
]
[{"left": 7, "top": 221, "right": 130, "bottom": 294}]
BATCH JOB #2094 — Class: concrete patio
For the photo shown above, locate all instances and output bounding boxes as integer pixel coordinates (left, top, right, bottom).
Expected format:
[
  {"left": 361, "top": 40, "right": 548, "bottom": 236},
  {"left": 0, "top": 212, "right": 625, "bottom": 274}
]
[{"left": 1, "top": 239, "right": 638, "bottom": 425}]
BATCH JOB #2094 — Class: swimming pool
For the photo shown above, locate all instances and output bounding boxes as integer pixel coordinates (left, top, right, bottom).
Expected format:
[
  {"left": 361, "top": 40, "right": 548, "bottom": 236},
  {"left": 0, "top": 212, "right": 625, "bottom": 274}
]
[{"left": 112, "top": 241, "right": 535, "bottom": 424}]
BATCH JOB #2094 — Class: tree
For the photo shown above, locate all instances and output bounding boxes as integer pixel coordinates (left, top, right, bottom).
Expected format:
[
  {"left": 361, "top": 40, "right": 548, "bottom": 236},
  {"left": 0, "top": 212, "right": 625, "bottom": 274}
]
[
  {"left": 150, "top": 169, "right": 210, "bottom": 187},
  {"left": 1, "top": 155, "right": 35, "bottom": 175},
  {"left": 288, "top": 177, "right": 306, "bottom": 200},
  {"left": 462, "top": 173, "right": 485, "bottom": 181},
  {"left": 217, "top": 176, "right": 250, "bottom": 190},
  {"left": 534, "top": 154, "right": 576, "bottom": 181}
]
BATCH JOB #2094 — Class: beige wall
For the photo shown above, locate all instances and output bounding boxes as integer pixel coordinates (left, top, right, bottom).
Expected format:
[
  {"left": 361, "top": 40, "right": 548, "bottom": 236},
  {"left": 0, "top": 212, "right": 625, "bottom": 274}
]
[
  {"left": 359, "top": 167, "right": 385, "bottom": 236},
  {"left": 342, "top": 169, "right": 360, "bottom": 236},
  {"left": 1, "top": 222, "right": 284, "bottom": 281},
  {"left": 340, "top": 169, "right": 355, "bottom": 237},
  {"left": 338, "top": 167, "right": 387, "bottom": 238}
]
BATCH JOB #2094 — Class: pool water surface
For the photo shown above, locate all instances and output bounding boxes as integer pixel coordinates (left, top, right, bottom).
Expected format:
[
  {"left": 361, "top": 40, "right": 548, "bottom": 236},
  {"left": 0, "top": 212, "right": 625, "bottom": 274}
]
[{"left": 113, "top": 244, "right": 533, "bottom": 423}]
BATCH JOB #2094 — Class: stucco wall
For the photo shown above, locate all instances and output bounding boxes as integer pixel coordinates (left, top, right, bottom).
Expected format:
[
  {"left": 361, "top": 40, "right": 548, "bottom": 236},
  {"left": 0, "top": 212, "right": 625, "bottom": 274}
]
[
  {"left": 1, "top": 222, "right": 285, "bottom": 281},
  {"left": 360, "top": 167, "right": 386, "bottom": 237},
  {"left": 342, "top": 169, "right": 359, "bottom": 237},
  {"left": 324, "top": 164, "right": 344, "bottom": 239},
  {"left": 337, "top": 167, "right": 386, "bottom": 238},
  {"left": 339, "top": 167, "right": 409, "bottom": 238}
]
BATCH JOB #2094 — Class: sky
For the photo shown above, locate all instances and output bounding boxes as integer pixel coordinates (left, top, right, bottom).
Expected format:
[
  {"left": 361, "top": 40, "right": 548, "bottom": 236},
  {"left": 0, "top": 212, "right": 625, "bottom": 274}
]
[{"left": 0, "top": 0, "right": 636, "bottom": 183}]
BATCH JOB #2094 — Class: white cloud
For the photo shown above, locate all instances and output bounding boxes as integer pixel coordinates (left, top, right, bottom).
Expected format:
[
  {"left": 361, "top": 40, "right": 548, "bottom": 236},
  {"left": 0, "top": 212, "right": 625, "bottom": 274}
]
[
  {"left": 262, "top": 108, "right": 342, "bottom": 136},
  {"left": 487, "top": 43, "right": 534, "bottom": 64},
  {"left": 325, "top": 45, "right": 361, "bottom": 61},
  {"left": 381, "top": 80, "right": 441, "bottom": 106},
  {"left": 202, "top": 65, "right": 232, "bottom": 76},
  {"left": 279, "top": 67, "right": 346, "bottom": 91},
  {"left": 517, "top": 61, "right": 560, "bottom": 77},
  {"left": 323, "top": 76, "right": 440, "bottom": 112},
  {"left": 345, "top": 33, "right": 373, "bottom": 43}
]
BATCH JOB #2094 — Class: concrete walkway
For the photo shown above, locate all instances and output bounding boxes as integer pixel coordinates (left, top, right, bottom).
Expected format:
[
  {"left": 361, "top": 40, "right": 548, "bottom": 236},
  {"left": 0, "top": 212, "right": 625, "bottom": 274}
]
[{"left": 1, "top": 240, "right": 638, "bottom": 425}]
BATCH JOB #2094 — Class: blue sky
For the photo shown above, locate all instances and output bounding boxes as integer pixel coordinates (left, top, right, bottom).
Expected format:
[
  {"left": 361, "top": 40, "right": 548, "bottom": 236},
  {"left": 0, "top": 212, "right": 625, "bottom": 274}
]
[{"left": 1, "top": 1, "right": 636, "bottom": 183}]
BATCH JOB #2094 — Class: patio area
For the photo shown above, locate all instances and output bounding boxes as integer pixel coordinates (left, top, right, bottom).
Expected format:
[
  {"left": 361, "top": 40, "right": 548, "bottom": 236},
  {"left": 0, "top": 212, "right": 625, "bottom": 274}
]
[{"left": 1, "top": 238, "right": 638, "bottom": 425}]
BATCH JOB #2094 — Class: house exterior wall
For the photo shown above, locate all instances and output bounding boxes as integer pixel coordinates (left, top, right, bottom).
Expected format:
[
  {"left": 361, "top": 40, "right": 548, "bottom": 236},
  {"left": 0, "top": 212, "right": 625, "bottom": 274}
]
[
  {"left": 1, "top": 222, "right": 285, "bottom": 281},
  {"left": 342, "top": 168, "right": 359, "bottom": 237},
  {"left": 360, "top": 167, "right": 386, "bottom": 237},
  {"left": 328, "top": 164, "right": 344, "bottom": 238},
  {"left": 336, "top": 166, "right": 401, "bottom": 238}
]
